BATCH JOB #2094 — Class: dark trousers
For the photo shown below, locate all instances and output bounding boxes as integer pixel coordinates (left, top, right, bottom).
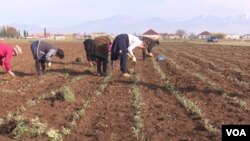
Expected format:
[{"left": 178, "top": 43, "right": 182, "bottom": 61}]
[
  {"left": 35, "top": 60, "right": 46, "bottom": 75},
  {"left": 142, "top": 44, "right": 155, "bottom": 60},
  {"left": 142, "top": 48, "right": 147, "bottom": 60},
  {"left": 31, "top": 41, "right": 45, "bottom": 75},
  {"left": 97, "top": 58, "right": 108, "bottom": 74},
  {"left": 120, "top": 52, "right": 128, "bottom": 73}
]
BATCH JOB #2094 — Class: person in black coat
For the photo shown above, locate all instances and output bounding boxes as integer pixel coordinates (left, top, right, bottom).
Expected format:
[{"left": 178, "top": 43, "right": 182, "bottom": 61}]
[
  {"left": 140, "top": 36, "right": 160, "bottom": 60},
  {"left": 83, "top": 36, "right": 112, "bottom": 76},
  {"left": 83, "top": 39, "right": 96, "bottom": 67}
]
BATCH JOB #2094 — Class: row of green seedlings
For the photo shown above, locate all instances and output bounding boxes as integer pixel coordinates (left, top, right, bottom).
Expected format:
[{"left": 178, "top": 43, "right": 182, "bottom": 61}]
[
  {"left": 51, "top": 73, "right": 113, "bottom": 141},
  {"left": 173, "top": 48, "right": 245, "bottom": 72},
  {"left": 177, "top": 47, "right": 250, "bottom": 87},
  {"left": 179, "top": 51, "right": 249, "bottom": 89},
  {"left": 182, "top": 53, "right": 249, "bottom": 89},
  {"left": 186, "top": 46, "right": 249, "bottom": 72},
  {"left": 151, "top": 58, "right": 219, "bottom": 135},
  {"left": 169, "top": 53, "right": 248, "bottom": 109},
  {"left": 158, "top": 48, "right": 248, "bottom": 110},
  {"left": 10, "top": 74, "right": 83, "bottom": 116},
  {"left": 190, "top": 72, "right": 248, "bottom": 110},
  {"left": 0, "top": 85, "right": 75, "bottom": 140},
  {"left": 205, "top": 54, "right": 249, "bottom": 78},
  {"left": 176, "top": 54, "right": 248, "bottom": 110},
  {"left": 168, "top": 48, "right": 247, "bottom": 90},
  {"left": 129, "top": 69, "right": 145, "bottom": 140},
  {"left": 0, "top": 75, "right": 84, "bottom": 140},
  {"left": 164, "top": 46, "right": 249, "bottom": 90},
  {"left": 0, "top": 72, "right": 70, "bottom": 95}
]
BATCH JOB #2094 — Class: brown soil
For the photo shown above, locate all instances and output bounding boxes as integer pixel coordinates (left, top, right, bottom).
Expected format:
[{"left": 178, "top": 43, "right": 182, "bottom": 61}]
[{"left": 0, "top": 40, "right": 249, "bottom": 141}]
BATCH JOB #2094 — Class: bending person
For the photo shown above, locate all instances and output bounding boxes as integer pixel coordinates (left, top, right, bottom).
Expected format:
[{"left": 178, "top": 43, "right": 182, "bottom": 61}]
[
  {"left": 111, "top": 34, "right": 144, "bottom": 77},
  {"left": 140, "top": 36, "right": 160, "bottom": 60},
  {"left": 0, "top": 41, "right": 22, "bottom": 77},
  {"left": 83, "top": 36, "right": 112, "bottom": 76},
  {"left": 30, "top": 40, "right": 64, "bottom": 75}
]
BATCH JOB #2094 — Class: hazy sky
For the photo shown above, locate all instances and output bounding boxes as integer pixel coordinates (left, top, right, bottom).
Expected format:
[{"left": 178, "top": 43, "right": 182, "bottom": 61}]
[{"left": 0, "top": 0, "right": 249, "bottom": 27}]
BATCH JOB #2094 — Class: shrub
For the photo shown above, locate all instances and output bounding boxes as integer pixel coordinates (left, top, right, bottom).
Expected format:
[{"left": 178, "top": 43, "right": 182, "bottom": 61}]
[
  {"left": 0, "top": 116, "right": 47, "bottom": 139},
  {"left": 55, "top": 86, "right": 75, "bottom": 102}
]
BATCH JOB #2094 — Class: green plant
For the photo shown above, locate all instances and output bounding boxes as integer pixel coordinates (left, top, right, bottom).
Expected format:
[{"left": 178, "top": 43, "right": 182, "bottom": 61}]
[
  {"left": 8, "top": 116, "right": 47, "bottom": 138},
  {"left": 11, "top": 120, "right": 29, "bottom": 138},
  {"left": 47, "top": 129, "right": 62, "bottom": 141},
  {"left": 151, "top": 57, "right": 219, "bottom": 134},
  {"left": 29, "top": 117, "right": 47, "bottom": 137},
  {"left": 131, "top": 73, "right": 144, "bottom": 140},
  {"left": 61, "top": 127, "right": 71, "bottom": 135},
  {"left": 56, "top": 86, "right": 75, "bottom": 102}
]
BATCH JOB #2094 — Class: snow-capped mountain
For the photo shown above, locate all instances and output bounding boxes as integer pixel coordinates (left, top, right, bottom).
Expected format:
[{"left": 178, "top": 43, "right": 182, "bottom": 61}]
[{"left": 5, "top": 14, "right": 250, "bottom": 35}]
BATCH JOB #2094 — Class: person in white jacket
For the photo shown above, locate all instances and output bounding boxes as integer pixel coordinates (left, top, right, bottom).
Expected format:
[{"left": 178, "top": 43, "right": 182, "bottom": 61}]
[{"left": 111, "top": 34, "right": 144, "bottom": 77}]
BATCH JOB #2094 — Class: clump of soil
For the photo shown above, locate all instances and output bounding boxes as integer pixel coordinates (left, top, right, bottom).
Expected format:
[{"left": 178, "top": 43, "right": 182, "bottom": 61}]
[{"left": 75, "top": 57, "right": 82, "bottom": 63}]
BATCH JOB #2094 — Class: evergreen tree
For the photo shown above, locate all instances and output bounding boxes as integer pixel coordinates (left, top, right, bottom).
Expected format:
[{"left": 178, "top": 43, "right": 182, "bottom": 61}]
[{"left": 23, "top": 30, "right": 27, "bottom": 39}]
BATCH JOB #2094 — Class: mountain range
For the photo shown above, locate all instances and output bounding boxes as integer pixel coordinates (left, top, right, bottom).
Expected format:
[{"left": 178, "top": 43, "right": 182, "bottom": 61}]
[{"left": 7, "top": 14, "right": 250, "bottom": 35}]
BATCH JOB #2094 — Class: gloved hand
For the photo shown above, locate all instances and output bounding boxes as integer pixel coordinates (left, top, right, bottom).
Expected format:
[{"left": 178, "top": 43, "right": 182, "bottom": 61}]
[
  {"left": 132, "top": 56, "right": 136, "bottom": 62},
  {"left": 127, "top": 53, "right": 132, "bottom": 58},
  {"left": 88, "top": 61, "right": 94, "bottom": 67},
  {"left": 8, "top": 71, "right": 16, "bottom": 77},
  {"left": 47, "top": 62, "right": 52, "bottom": 67},
  {"left": 149, "top": 53, "right": 154, "bottom": 57}
]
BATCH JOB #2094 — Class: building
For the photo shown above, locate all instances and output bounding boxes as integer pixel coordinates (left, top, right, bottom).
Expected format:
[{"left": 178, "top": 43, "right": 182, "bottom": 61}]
[
  {"left": 160, "top": 33, "right": 168, "bottom": 39},
  {"left": 225, "top": 34, "right": 241, "bottom": 40},
  {"left": 198, "top": 31, "right": 211, "bottom": 39},
  {"left": 167, "top": 34, "right": 181, "bottom": 40},
  {"left": 142, "top": 29, "right": 160, "bottom": 39},
  {"left": 242, "top": 34, "right": 250, "bottom": 40},
  {"left": 52, "top": 34, "right": 66, "bottom": 40},
  {"left": 91, "top": 32, "right": 107, "bottom": 38}
]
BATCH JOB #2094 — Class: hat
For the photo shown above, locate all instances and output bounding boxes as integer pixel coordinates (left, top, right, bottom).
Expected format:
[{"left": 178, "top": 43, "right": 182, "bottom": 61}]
[{"left": 13, "top": 45, "right": 22, "bottom": 56}]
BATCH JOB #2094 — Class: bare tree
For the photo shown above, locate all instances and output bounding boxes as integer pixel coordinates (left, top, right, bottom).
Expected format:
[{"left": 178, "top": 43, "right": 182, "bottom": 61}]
[
  {"left": 189, "top": 32, "right": 196, "bottom": 39},
  {"left": 44, "top": 27, "right": 47, "bottom": 37},
  {"left": 176, "top": 29, "right": 186, "bottom": 38}
]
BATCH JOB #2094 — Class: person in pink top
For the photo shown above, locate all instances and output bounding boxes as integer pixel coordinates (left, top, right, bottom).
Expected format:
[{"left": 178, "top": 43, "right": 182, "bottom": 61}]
[{"left": 0, "top": 41, "right": 22, "bottom": 77}]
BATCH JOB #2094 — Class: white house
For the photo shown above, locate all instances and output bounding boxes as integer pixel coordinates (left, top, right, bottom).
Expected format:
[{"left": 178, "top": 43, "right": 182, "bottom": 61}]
[
  {"left": 52, "top": 34, "right": 66, "bottom": 40},
  {"left": 142, "top": 29, "right": 160, "bottom": 39},
  {"left": 225, "top": 34, "right": 241, "bottom": 40},
  {"left": 91, "top": 32, "right": 107, "bottom": 38},
  {"left": 167, "top": 34, "right": 181, "bottom": 40},
  {"left": 242, "top": 34, "right": 250, "bottom": 40},
  {"left": 198, "top": 31, "right": 211, "bottom": 39}
]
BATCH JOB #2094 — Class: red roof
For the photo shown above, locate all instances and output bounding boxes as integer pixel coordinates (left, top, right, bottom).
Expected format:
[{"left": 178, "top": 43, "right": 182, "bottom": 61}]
[
  {"left": 198, "top": 31, "right": 211, "bottom": 36},
  {"left": 143, "top": 29, "right": 159, "bottom": 35}
]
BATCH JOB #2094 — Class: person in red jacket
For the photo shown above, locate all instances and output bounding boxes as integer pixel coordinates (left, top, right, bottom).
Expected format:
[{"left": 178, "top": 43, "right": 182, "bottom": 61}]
[{"left": 0, "top": 41, "right": 22, "bottom": 77}]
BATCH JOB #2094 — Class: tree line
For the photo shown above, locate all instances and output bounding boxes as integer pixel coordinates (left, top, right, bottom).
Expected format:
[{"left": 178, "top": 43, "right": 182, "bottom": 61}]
[{"left": 0, "top": 26, "right": 29, "bottom": 39}]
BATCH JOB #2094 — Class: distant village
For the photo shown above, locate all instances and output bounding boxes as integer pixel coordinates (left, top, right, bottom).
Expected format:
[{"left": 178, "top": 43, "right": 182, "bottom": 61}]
[
  {"left": 1, "top": 26, "right": 250, "bottom": 41},
  {"left": 24, "top": 29, "right": 250, "bottom": 41}
]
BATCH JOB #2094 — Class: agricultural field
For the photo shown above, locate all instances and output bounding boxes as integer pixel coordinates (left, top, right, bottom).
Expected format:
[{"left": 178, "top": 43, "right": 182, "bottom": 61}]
[{"left": 0, "top": 40, "right": 249, "bottom": 141}]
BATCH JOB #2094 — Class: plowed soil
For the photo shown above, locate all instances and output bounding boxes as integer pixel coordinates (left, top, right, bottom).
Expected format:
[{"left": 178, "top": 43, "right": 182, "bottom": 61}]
[{"left": 0, "top": 40, "right": 249, "bottom": 141}]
